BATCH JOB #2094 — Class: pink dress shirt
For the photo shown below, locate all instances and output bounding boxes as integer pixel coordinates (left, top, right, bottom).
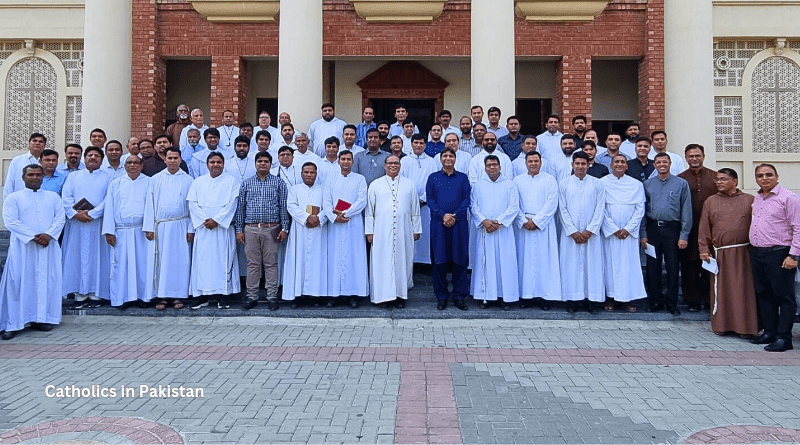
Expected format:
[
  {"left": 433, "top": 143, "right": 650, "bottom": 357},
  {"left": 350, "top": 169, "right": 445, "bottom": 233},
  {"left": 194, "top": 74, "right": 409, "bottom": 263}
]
[{"left": 750, "top": 184, "right": 800, "bottom": 255}]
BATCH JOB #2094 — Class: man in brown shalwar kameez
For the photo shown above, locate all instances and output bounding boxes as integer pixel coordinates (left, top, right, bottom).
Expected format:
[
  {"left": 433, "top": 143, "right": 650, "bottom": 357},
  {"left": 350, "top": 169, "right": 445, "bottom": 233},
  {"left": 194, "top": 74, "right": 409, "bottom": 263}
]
[
  {"left": 678, "top": 144, "right": 717, "bottom": 312},
  {"left": 698, "top": 168, "right": 759, "bottom": 336}
]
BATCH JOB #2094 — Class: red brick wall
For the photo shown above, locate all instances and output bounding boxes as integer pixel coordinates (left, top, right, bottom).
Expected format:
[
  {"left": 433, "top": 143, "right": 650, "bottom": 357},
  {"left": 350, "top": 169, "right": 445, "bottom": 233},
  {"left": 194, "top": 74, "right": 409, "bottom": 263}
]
[
  {"left": 639, "top": 0, "right": 665, "bottom": 133},
  {"left": 131, "top": 0, "right": 664, "bottom": 138}
]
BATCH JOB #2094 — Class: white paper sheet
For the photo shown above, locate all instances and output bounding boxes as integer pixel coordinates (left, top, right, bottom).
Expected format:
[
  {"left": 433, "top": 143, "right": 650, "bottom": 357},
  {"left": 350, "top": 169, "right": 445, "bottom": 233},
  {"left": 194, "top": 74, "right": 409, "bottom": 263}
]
[
  {"left": 702, "top": 258, "right": 719, "bottom": 275},
  {"left": 644, "top": 243, "right": 657, "bottom": 258}
]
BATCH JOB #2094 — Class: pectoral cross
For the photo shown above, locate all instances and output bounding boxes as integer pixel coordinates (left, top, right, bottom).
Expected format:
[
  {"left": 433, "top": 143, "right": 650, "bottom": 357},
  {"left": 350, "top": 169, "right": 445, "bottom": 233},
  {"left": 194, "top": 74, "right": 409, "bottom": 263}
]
[
  {"left": 14, "top": 71, "right": 52, "bottom": 135},
  {"left": 759, "top": 72, "right": 796, "bottom": 152}
]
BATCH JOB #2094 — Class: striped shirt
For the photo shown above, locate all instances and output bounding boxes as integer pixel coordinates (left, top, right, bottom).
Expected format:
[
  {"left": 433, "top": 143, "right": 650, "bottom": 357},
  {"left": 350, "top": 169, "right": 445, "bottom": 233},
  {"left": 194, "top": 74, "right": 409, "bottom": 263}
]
[{"left": 355, "top": 121, "right": 376, "bottom": 147}]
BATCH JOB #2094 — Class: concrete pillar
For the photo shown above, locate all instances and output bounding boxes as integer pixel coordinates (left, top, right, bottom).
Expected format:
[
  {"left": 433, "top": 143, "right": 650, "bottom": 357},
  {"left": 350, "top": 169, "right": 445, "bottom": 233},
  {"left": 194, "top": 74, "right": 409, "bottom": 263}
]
[
  {"left": 471, "top": 0, "right": 516, "bottom": 119},
  {"left": 665, "top": 0, "right": 715, "bottom": 166},
  {"left": 82, "top": 0, "right": 132, "bottom": 144},
  {"left": 278, "top": 0, "right": 322, "bottom": 133}
]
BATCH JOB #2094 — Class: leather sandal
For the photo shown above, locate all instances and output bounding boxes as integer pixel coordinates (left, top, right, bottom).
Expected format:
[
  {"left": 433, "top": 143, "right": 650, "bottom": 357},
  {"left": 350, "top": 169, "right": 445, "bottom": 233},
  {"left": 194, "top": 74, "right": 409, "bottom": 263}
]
[
  {"left": 173, "top": 300, "right": 184, "bottom": 310},
  {"left": 155, "top": 300, "right": 167, "bottom": 310}
]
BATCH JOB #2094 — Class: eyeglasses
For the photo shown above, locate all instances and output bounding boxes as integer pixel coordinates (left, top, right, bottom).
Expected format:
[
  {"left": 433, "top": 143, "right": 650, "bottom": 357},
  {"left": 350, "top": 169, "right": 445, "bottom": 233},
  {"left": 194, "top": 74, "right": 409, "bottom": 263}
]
[{"left": 714, "top": 177, "right": 732, "bottom": 183}]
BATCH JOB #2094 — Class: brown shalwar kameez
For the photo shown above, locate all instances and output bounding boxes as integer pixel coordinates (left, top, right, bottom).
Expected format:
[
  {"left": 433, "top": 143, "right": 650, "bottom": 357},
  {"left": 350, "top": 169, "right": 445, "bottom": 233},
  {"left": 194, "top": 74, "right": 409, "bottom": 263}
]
[{"left": 698, "top": 190, "right": 760, "bottom": 335}]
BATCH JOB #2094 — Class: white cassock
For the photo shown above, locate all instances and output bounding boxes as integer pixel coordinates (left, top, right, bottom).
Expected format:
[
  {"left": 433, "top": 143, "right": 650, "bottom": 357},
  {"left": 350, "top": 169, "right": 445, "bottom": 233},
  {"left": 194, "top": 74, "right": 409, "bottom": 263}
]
[
  {"left": 317, "top": 158, "right": 339, "bottom": 187},
  {"left": 470, "top": 175, "right": 520, "bottom": 302},
  {"left": 400, "top": 153, "right": 438, "bottom": 264},
  {"left": 187, "top": 173, "right": 240, "bottom": 296},
  {"left": 512, "top": 156, "right": 557, "bottom": 178},
  {"left": 340, "top": 145, "right": 365, "bottom": 156},
  {"left": 272, "top": 164, "right": 303, "bottom": 187},
  {"left": 142, "top": 169, "right": 194, "bottom": 301},
  {"left": 283, "top": 182, "right": 328, "bottom": 300},
  {"left": 308, "top": 117, "right": 347, "bottom": 157},
  {"left": 365, "top": 176, "right": 422, "bottom": 304},
  {"left": 434, "top": 150, "right": 471, "bottom": 173},
  {"left": 292, "top": 150, "right": 322, "bottom": 169},
  {"left": 601, "top": 174, "right": 647, "bottom": 302},
  {"left": 218, "top": 125, "right": 240, "bottom": 150},
  {"left": 224, "top": 155, "right": 257, "bottom": 277},
  {"left": 549, "top": 154, "right": 574, "bottom": 182},
  {"left": 61, "top": 169, "right": 112, "bottom": 298},
  {"left": 467, "top": 149, "right": 513, "bottom": 270},
  {"left": 179, "top": 124, "right": 209, "bottom": 151},
  {"left": 324, "top": 171, "right": 369, "bottom": 297},
  {"left": 536, "top": 131, "right": 564, "bottom": 161},
  {"left": 619, "top": 139, "right": 638, "bottom": 159},
  {"left": 100, "top": 163, "right": 126, "bottom": 180},
  {"left": 514, "top": 172, "right": 562, "bottom": 301},
  {"left": 558, "top": 175, "right": 605, "bottom": 302},
  {"left": 102, "top": 174, "right": 150, "bottom": 306},
  {"left": 189, "top": 148, "right": 234, "bottom": 178},
  {"left": 0, "top": 189, "right": 64, "bottom": 332},
  {"left": 3, "top": 152, "right": 39, "bottom": 199}
]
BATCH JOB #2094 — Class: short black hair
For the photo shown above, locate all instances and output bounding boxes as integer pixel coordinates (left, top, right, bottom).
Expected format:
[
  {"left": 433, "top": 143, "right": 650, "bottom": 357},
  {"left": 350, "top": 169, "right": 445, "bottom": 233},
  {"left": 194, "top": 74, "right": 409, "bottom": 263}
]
[
  {"left": 234, "top": 135, "right": 250, "bottom": 146},
  {"left": 29, "top": 133, "right": 47, "bottom": 143},
  {"left": 572, "top": 151, "right": 590, "bottom": 162},
  {"left": 278, "top": 146, "right": 294, "bottom": 155},
  {"left": 256, "top": 130, "right": 272, "bottom": 142},
  {"left": 40, "top": 148, "right": 59, "bottom": 159},
  {"left": 255, "top": 151, "right": 272, "bottom": 163},
  {"left": 483, "top": 155, "right": 500, "bottom": 166},
  {"left": 325, "top": 136, "right": 341, "bottom": 147},
  {"left": 85, "top": 146, "right": 105, "bottom": 160},
  {"left": 204, "top": 128, "right": 221, "bottom": 139},
  {"left": 206, "top": 151, "right": 225, "bottom": 163},
  {"left": 572, "top": 115, "right": 587, "bottom": 125},
  {"left": 411, "top": 134, "right": 426, "bottom": 143}
]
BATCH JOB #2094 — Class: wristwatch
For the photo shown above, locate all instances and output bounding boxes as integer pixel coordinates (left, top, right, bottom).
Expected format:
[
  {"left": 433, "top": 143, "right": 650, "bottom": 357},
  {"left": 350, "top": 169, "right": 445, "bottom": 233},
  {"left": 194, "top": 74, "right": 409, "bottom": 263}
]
[{"left": 790, "top": 255, "right": 799, "bottom": 262}]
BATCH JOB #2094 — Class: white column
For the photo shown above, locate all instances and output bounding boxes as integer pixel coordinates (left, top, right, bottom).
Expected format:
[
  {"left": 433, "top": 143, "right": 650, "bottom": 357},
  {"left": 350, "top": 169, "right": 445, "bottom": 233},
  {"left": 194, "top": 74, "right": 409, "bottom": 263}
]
[
  {"left": 665, "top": 0, "right": 716, "bottom": 166},
  {"left": 471, "top": 0, "right": 516, "bottom": 120},
  {"left": 81, "top": 0, "right": 132, "bottom": 144},
  {"left": 278, "top": 0, "right": 323, "bottom": 133}
]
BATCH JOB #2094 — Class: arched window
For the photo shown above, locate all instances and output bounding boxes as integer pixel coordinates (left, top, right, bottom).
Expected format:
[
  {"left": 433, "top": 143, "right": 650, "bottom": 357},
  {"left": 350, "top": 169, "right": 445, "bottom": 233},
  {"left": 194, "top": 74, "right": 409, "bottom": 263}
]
[{"left": 4, "top": 57, "right": 57, "bottom": 151}]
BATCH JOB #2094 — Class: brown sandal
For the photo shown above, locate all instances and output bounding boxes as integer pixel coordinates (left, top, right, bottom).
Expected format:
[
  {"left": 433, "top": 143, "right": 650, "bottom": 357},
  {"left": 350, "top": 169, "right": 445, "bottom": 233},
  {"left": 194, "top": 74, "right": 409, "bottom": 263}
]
[
  {"left": 622, "top": 303, "right": 637, "bottom": 313},
  {"left": 604, "top": 301, "right": 615, "bottom": 312},
  {"left": 155, "top": 300, "right": 167, "bottom": 310},
  {"left": 173, "top": 300, "right": 184, "bottom": 310}
]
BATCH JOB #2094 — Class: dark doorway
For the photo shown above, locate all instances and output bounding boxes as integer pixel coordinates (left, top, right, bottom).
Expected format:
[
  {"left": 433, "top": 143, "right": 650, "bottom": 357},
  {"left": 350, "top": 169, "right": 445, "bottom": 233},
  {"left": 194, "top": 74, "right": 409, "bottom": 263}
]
[
  {"left": 515, "top": 99, "right": 553, "bottom": 137},
  {"left": 370, "top": 98, "right": 437, "bottom": 137},
  {"left": 590, "top": 120, "right": 634, "bottom": 146},
  {"left": 255, "top": 98, "right": 279, "bottom": 125}
]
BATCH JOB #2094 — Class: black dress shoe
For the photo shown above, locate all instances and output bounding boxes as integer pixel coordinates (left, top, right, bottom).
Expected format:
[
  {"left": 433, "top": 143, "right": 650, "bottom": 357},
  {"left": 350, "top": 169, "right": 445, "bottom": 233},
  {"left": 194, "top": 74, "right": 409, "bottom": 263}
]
[
  {"left": 540, "top": 300, "right": 551, "bottom": 311},
  {"left": 87, "top": 300, "right": 102, "bottom": 309},
  {"left": 394, "top": 299, "right": 405, "bottom": 309},
  {"left": 584, "top": 301, "right": 597, "bottom": 314},
  {"left": 290, "top": 301, "right": 300, "bottom": 309},
  {"left": 30, "top": 323, "right": 53, "bottom": 332},
  {"left": 454, "top": 300, "right": 468, "bottom": 311},
  {"left": 327, "top": 298, "right": 335, "bottom": 308},
  {"left": 750, "top": 333, "right": 777, "bottom": 345},
  {"left": 437, "top": 300, "right": 448, "bottom": 310},
  {"left": 1, "top": 331, "right": 16, "bottom": 340},
  {"left": 71, "top": 301, "right": 88, "bottom": 310},
  {"left": 479, "top": 300, "right": 489, "bottom": 309},
  {"left": 349, "top": 297, "right": 359, "bottom": 309},
  {"left": 765, "top": 339, "right": 793, "bottom": 352},
  {"left": 242, "top": 299, "right": 257, "bottom": 310},
  {"left": 137, "top": 300, "right": 149, "bottom": 309},
  {"left": 268, "top": 299, "right": 280, "bottom": 311},
  {"left": 668, "top": 307, "right": 681, "bottom": 316}
]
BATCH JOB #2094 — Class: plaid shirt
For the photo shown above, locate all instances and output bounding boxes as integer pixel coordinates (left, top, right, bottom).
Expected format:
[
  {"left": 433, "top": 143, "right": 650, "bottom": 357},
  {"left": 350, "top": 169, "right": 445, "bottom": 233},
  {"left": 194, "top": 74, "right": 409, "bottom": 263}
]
[{"left": 235, "top": 173, "right": 290, "bottom": 233}]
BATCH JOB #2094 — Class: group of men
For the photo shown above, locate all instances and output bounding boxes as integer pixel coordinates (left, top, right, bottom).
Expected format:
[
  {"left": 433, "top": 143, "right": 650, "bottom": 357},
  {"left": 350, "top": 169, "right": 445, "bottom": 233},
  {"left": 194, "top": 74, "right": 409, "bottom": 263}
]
[{"left": 0, "top": 102, "right": 798, "bottom": 352}]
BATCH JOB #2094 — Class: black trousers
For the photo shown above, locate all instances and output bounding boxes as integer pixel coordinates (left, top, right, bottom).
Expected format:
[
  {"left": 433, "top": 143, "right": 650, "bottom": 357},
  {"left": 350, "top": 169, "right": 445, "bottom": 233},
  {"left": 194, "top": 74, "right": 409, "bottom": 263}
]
[
  {"left": 432, "top": 262, "right": 469, "bottom": 301},
  {"left": 646, "top": 220, "right": 681, "bottom": 308},
  {"left": 751, "top": 246, "right": 797, "bottom": 340}
]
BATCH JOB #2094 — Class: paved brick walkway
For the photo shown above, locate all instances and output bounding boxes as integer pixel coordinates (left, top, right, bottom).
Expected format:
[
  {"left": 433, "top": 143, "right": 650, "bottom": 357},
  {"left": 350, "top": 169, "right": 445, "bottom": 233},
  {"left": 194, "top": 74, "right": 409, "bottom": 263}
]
[{"left": 0, "top": 316, "right": 798, "bottom": 444}]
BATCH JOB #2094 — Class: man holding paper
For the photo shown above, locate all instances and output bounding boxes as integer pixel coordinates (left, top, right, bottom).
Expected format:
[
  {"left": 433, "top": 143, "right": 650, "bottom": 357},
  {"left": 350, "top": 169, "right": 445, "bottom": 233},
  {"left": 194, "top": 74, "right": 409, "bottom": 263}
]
[
  {"left": 641, "top": 152, "right": 692, "bottom": 315},
  {"left": 324, "top": 150, "right": 369, "bottom": 307},
  {"left": 697, "top": 168, "right": 758, "bottom": 337}
]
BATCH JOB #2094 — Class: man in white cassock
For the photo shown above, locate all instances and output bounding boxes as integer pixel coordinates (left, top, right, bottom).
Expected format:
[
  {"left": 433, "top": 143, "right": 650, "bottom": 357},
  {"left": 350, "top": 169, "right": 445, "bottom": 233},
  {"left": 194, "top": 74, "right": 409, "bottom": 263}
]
[
  {"left": 434, "top": 133, "right": 471, "bottom": 173},
  {"left": 3, "top": 133, "right": 45, "bottom": 200},
  {"left": 317, "top": 137, "right": 341, "bottom": 187},
  {"left": 324, "top": 150, "right": 369, "bottom": 307},
  {"left": 292, "top": 133, "right": 321, "bottom": 168},
  {"left": 400, "top": 134, "right": 438, "bottom": 265},
  {"left": 549, "top": 134, "right": 578, "bottom": 182},
  {"left": 0, "top": 165, "right": 64, "bottom": 340},
  {"left": 270, "top": 145, "right": 301, "bottom": 285},
  {"left": 366, "top": 155, "right": 422, "bottom": 307},
  {"left": 61, "top": 147, "right": 112, "bottom": 308},
  {"left": 143, "top": 148, "right": 194, "bottom": 309},
  {"left": 309, "top": 103, "right": 348, "bottom": 157},
  {"left": 513, "top": 151, "right": 561, "bottom": 310},
  {"left": 283, "top": 163, "right": 329, "bottom": 305},
  {"left": 224, "top": 135, "right": 257, "bottom": 279},
  {"left": 559, "top": 151, "right": 606, "bottom": 312},
  {"left": 187, "top": 152, "right": 240, "bottom": 308},
  {"left": 470, "top": 155, "right": 520, "bottom": 309},
  {"left": 467, "top": 131, "right": 512, "bottom": 270},
  {"left": 601, "top": 154, "right": 647, "bottom": 312},
  {"left": 102, "top": 155, "right": 150, "bottom": 309}
]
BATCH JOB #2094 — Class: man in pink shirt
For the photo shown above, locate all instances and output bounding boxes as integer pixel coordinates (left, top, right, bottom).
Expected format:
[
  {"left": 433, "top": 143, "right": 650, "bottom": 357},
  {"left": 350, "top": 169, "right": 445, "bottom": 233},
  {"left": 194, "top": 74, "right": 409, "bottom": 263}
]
[{"left": 749, "top": 163, "right": 800, "bottom": 352}]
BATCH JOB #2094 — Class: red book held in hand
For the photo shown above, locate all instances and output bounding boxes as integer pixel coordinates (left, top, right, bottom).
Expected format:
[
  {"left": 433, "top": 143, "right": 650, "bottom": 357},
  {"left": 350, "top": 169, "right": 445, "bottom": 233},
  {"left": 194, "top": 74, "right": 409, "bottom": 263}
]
[{"left": 335, "top": 199, "right": 351, "bottom": 212}]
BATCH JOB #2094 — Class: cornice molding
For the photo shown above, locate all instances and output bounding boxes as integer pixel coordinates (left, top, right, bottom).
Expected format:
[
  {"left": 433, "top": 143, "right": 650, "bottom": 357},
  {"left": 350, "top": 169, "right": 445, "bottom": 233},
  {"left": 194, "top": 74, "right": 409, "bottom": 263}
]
[
  {"left": 514, "top": 0, "right": 611, "bottom": 21},
  {"left": 349, "top": 0, "right": 447, "bottom": 22},
  {"left": 189, "top": 0, "right": 280, "bottom": 23}
]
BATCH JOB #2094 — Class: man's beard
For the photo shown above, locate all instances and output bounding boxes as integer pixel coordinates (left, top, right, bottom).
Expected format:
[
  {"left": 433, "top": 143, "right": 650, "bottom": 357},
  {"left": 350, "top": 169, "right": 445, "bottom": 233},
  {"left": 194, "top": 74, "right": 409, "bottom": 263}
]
[
  {"left": 628, "top": 134, "right": 638, "bottom": 142},
  {"left": 379, "top": 132, "right": 388, "bottom": 139},
  {"left": 323, "top": 115, "right": 333, "bottom": 122}
]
